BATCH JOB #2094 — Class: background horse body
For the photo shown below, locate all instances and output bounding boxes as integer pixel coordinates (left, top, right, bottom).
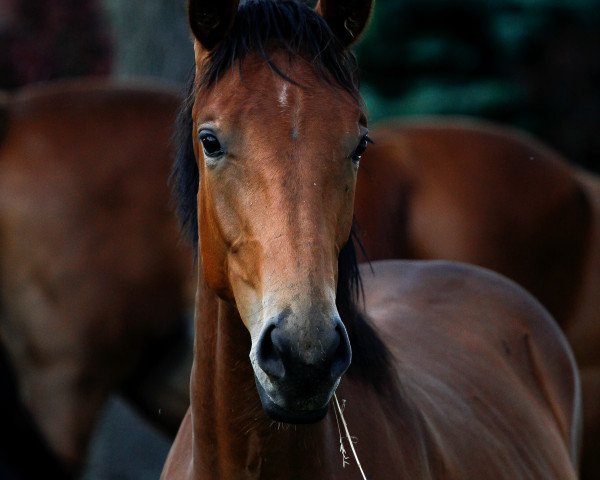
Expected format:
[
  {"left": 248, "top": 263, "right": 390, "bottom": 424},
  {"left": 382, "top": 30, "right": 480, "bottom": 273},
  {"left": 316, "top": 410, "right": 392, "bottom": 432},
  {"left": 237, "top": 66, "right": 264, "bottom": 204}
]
[
  {"left": 353, "top": 118, "right": 600, "bottom": 477},
  {"left": 162, "top": 1, "right": 580, "bottom": 478},
  {"left": 0, "top": 78, "right": 193, "bottom": 472}
]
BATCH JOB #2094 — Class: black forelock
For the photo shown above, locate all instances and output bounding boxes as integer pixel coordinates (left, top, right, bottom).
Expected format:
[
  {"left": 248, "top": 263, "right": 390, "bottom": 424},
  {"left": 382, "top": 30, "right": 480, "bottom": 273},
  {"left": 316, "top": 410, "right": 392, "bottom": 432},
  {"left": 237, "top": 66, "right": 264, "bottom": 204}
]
[
  {"left": 171, "top": 0, "right": 396, "bottom": 394},
  {"left": 200, "top": 0, "right": 360, "bottom": 95}
]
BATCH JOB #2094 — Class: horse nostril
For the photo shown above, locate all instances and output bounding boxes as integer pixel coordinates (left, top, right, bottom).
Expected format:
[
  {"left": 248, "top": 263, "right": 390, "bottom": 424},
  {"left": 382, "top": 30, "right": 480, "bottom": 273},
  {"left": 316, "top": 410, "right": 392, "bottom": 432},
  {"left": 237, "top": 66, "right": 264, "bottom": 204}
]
[
  {"left": 330, "top": 322, "right": 352, "bottom": 379},
  {"left": 256, "top": 323, "right": 286, "bottom": 379},
  {"left": 256, "top": 315, "right": 351, "bottom": 382}
]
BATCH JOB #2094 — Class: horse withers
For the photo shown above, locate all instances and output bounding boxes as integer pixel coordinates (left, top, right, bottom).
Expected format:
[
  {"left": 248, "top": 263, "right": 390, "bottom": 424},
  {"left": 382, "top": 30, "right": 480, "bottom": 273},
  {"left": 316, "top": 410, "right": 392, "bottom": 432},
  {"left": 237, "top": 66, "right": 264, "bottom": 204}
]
[{"left": 162, "top": 0, "right": 581, "bottom": 478}]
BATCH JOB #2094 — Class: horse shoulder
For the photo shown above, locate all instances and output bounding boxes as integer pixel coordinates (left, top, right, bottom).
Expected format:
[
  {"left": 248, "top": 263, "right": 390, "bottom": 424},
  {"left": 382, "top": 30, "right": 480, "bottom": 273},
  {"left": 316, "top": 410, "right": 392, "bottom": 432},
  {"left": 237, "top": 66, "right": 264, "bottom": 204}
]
[{"left": 360, "top": 260, "right": 581, "bottom": 476}]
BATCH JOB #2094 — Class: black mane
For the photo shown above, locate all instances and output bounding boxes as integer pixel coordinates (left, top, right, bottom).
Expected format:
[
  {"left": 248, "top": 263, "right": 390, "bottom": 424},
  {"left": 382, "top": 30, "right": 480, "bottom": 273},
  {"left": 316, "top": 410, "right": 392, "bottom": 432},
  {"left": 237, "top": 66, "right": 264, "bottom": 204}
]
[
  {"left": 199, "top": 0, "right": 360, "bottom": 94},
  {"left": 172, "top": 0, "right": 396, "bottom": 395}
]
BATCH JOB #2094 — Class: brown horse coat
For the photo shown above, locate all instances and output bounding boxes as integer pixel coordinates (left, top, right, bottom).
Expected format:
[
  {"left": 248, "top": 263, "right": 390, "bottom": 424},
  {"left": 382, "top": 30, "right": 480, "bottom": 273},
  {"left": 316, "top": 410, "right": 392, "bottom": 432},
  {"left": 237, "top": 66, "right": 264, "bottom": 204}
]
[
  {"left": 354, "top": 117, "right": 599, "bottom": 477},
  {"left": 0, "top": 78, "right": 193, "bottom": 469},
  {"left": 162, "top": 260, "right": 580, "bottom": 480},
  {"left": 161, "top": 1, "right": 581, "bottom": 478}
]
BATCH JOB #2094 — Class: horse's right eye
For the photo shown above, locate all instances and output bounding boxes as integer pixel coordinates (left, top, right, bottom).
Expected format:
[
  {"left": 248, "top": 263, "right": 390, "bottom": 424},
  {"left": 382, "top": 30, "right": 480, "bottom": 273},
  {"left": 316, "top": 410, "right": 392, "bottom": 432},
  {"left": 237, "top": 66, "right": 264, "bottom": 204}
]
[
  {"left": 351, "top": 134, "right": 372, "bottom": 164},
  {"left": 199, "top": 131, "right": 224, "bottom": 158}
]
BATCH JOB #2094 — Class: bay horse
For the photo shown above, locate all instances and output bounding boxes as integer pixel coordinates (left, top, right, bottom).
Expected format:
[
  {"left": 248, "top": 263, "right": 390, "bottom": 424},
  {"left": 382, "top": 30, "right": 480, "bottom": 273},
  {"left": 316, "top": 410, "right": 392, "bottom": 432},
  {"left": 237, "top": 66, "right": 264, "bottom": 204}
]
[
  {"left": 353, "top": 118, "right": 600, "bottom": 478},
  {"left": 0, "top": 78, "right": 193, "bottom": 472},
  {"left": 162, "top": 0, "right": 580, "bottom": 478}
]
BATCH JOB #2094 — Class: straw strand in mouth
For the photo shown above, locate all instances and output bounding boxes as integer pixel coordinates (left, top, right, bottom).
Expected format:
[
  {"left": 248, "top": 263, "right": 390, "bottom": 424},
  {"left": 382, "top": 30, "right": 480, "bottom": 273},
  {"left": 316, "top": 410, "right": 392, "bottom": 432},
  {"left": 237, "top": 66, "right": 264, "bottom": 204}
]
[{"left": 333, "top": 393, "right": 368, "bottom": 480}]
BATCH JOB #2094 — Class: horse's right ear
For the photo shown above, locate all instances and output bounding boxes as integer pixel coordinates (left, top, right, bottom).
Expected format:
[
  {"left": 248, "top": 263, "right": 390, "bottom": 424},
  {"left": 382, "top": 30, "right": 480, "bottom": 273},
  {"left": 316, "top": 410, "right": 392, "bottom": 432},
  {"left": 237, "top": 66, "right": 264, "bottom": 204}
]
[{"left": 188, "top": 0, "right": 240, "bottom": 51}]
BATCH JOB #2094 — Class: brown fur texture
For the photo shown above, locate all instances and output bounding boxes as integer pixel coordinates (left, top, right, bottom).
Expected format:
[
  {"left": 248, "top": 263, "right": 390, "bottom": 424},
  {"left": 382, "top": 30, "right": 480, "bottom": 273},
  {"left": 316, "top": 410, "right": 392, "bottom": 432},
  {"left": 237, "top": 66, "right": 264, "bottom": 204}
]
[
  {"left": 162, "top": 1, "right": 580, "bottom": 478},
  {"left": 0, "top": 78, "right": 193, "bottom": 471},
  {"left": 354, "top": 117, "right": 599, "bottom": 478}
]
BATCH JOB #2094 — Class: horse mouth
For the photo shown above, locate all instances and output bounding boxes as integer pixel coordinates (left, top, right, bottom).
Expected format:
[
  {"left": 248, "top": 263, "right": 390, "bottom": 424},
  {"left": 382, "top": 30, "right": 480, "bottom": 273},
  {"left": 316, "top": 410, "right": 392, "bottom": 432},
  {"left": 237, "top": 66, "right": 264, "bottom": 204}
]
[{"left": 254, "top": 376, "right": 331, "bottom": 424}]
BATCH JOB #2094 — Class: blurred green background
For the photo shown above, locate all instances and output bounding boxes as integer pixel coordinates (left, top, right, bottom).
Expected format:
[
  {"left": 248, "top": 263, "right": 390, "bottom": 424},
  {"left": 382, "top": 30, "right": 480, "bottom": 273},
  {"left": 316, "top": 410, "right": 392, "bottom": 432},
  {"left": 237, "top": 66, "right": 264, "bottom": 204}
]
[
  {"left": 1, "top": 0, "right": 599, "bottom": 171},
  {"left": 356, "top": 0, "right": 600, "bottom": 172}
]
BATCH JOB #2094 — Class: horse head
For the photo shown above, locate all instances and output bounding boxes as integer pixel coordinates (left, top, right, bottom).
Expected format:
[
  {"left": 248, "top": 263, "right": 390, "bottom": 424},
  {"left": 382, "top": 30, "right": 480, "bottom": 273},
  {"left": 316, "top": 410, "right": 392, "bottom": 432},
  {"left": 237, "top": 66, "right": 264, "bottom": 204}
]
[{"left": 185, "top": 0, "right": 373, "bottom": 423}]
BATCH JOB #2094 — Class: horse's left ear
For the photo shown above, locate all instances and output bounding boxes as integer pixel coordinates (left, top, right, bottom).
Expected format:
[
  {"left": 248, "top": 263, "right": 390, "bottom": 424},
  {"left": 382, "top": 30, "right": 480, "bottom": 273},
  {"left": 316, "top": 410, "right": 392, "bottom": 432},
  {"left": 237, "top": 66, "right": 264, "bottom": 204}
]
[
  {"left": 188, "top": 0, "right": 240, "bottom": 51},
  {"left": 315, "top": 0, "right": 374, "bottom": 47}
]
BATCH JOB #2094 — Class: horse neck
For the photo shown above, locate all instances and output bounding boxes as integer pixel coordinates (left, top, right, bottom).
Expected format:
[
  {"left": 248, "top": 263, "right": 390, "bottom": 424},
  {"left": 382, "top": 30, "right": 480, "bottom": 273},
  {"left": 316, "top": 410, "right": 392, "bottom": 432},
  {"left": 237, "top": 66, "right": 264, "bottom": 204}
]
[
  {"left": 190, "top": 274, "right": 339, "bottom": 479},
  {"left": 189, "top": 264, "right": 444, "bottom": 479}
]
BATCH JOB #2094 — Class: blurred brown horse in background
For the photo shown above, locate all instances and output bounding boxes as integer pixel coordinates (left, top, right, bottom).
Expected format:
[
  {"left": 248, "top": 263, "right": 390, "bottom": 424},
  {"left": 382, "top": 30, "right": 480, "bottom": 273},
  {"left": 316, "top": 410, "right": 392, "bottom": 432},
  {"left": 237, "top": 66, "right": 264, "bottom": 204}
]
[
  {"left": 0, "top": 78, "right": 193, "bottom": 475},
  {"left": 354, "top": 117, "right": 599, "bottom": 478}
]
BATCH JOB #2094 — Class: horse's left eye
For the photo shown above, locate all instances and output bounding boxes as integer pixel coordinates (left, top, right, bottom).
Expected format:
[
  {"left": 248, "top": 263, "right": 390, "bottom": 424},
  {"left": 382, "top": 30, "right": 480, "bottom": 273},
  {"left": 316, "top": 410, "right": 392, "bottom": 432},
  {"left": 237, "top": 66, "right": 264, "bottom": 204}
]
[
  {"left": 351, "top": 135, "right": 372, "bottom": 164},
  {"left": 199, "top": 131, "right": 224, "bottom": 158}
]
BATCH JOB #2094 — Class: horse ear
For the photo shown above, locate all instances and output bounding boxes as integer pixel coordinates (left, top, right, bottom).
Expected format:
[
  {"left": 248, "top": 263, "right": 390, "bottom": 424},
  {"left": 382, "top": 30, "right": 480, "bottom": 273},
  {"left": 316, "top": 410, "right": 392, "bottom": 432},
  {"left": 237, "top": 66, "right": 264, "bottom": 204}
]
[
  {"left": 315, "top": 0, "right": 373, "bottom": 47},
  {"left": 188, "top": 0, "right": 240, "bottom": 51}
]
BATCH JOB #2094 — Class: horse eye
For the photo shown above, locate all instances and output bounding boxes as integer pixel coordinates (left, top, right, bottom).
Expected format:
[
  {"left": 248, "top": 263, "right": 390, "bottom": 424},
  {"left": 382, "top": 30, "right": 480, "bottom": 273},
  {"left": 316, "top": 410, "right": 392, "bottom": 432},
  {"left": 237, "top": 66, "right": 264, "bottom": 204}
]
[
  {"left": 351, "top": 135, "right": 372, "bottom": 164},
  {"left": 199, "top": 131, "right": 224, "bottom": 158}
]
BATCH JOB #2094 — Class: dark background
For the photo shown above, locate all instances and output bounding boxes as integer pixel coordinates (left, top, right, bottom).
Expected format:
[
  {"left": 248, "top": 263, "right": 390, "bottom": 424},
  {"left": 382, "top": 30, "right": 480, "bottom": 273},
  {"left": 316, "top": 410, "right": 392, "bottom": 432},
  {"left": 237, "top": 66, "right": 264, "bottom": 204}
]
[{"left": 1, "top": 0, "right": 599, "bottom": 171}]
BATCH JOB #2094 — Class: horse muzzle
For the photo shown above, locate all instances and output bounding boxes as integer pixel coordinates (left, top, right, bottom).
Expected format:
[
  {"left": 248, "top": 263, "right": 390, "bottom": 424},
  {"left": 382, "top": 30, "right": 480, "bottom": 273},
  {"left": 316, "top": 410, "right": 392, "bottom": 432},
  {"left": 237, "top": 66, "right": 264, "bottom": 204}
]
[{"left": 251, "top": 310, "right": 352, "bottom": 423}]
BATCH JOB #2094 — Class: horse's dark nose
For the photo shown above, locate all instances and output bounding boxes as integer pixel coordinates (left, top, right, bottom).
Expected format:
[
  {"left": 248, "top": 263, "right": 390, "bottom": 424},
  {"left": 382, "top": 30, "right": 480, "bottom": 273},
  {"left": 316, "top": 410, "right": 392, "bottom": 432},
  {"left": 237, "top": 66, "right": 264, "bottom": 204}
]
[{"left": 256, "top": 314, "right": 352, "bottom": 383}]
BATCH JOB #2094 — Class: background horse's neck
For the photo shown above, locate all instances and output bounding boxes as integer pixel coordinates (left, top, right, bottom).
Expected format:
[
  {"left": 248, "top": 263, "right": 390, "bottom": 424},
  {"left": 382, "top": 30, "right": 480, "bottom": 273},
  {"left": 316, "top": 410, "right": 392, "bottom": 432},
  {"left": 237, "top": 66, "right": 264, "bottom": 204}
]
[{"left": 190, "top": 278, "right": 338, "bottom": 479}]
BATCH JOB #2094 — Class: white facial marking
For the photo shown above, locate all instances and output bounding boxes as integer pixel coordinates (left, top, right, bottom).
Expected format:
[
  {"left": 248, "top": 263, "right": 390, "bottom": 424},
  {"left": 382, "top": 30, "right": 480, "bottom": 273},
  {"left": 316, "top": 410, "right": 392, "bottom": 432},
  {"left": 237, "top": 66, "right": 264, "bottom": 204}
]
[
  {"left": 277, "top": 81, "right": 303, "bottom": 141},
  {"left": 278, "top": 83, "right": 289, "bottom": 108}
]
